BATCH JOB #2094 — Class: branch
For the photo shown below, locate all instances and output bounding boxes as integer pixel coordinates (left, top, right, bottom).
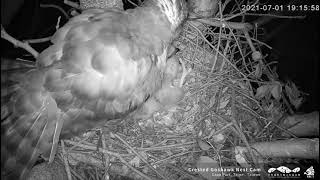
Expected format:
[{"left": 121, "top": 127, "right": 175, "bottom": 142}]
[
  {"left": 24, "top": 37, "right": 51, "bottom": 44},
  {"left": 1, "top": 25, "right": 39, "bottom": 58},
  {"left": 63, "top": 0, "right": 80, "bottom": 9},
  {"left": 195, "top": 18, "right": 253, "bottom": 30},
  {"left": 40, "top": 3, "right": 70, "bottom": 19}
]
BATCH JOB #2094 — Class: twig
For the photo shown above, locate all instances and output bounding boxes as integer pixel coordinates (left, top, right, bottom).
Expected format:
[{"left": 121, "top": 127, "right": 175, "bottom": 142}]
[
  {"left": 226, "top": 24, "right": 252, "bottom": 75},
  {"left": 151, "top": 150, "right": 201, "bottom": 165},
  {"left": 69, "top": 167, "right": 86, "bottom": 180},
  {"left": 187, "top": 22, "right": 249, "bottom": 81},
  {"left": 205, "top": 122, "right": 233, "bottom": 139},
  {"left": 195, "top": 18, "right": 253, "bottom": 30},
  {"left": 100, "top": 130, "right": 110, "bottom": 180},
  {"left": 219, "top": 32, "right": 231, "bottom": 71},
  {"left": 64, "top": 140, "right": 153, "bottom": 180},
  {"left": 230, "top": 89, "right": 260, "bottom": 168},
  {"left": 211, "top": 1, "right": 223, "bottom": 72},
  {"left": 112, "top": 133, "right": 170, "bottom": 180},
  {"left": 23, "top": 37, "right": 51, "bottom": 44},
  {"left": 136, "top": 141, "right": 196, "bottom": 151},
  {"left": 61, "top": 140, "right": 73, "bottom": 180},
  {"left": 127, "top": 0, "right": 139, "bottom": 7},
  {"left": 56, "top": 16, "right": 62, "bottom": 30},
  {"left": 1, "top": 25, "right": 39, "bottom": 58},
  {"left": 40, "top": 4, "right": 70, "bottom": 19},
  {"left": 64, "top": 0, "right": 80, "bottom": 9},
  {"left": 243, "top": 30, "right": 256, "bottom": 53}
]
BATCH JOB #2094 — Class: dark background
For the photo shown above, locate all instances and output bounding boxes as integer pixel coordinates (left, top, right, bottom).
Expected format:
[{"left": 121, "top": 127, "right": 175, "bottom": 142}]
[{"left": 1, "top": 0, "right": 319, "bottom": 112}]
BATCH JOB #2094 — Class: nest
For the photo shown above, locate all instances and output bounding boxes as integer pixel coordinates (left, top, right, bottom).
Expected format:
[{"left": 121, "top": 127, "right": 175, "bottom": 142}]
[{"left": 26, "top": 0, "right": 309, "bottom": 180}]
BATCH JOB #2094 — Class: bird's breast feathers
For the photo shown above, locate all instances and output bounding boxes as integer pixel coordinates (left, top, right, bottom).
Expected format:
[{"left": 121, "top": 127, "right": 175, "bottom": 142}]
[{"left": 38, "top": 10, "right": 166, "bottom": 102}]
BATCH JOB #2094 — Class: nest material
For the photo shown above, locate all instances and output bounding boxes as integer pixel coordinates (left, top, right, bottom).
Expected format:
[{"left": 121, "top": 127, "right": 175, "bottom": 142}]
[
  {"left": 52, "top": 23, "right": 279, "bottom": 180},
  {"left": 28, "top": 0, "right": 308, "bottom": 180}
]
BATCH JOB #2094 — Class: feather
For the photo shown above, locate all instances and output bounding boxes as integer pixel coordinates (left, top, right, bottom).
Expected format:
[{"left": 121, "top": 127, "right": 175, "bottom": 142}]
[
  {"left": 1, "top": 58, "right": 36, "bottom": 70},
  {"left": 49, "top": 112, "right": 64, "bottom": 163},
  {"left": 2, "top": 111, "right": 48, "bottom": 180},
  {"left": 1, "top": 1, "right": 187, "bottom": 179}
]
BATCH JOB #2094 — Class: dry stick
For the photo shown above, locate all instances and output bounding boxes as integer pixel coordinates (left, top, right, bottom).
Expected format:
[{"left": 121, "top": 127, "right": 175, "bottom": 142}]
[
  {"left": 188, "top": 22, "right": 250, "bottom": 82},
  {"left": 40, "top": 4, "right": 70, "bottom": 19},
  {"left": 227, "top": 26, "right": 252, "bottom": 77},
  {"left": 191, "top": 29, "right": 273, "bottom": 50},
  {"left": 24, "top": 37, "right": 51, "bottom": 44},
  {"left": 69, "top": 167, "right": 86, "bottom": 180},
  {"left": 137, "top": 141, "right": 196, "bottom": 151},
  {"left": 205, "top": 122, "right": 233, "bottom": 139},
  {"left": 222, "top": 0, "right": 232, "bottom": 12},
  {"left": 166, "top": 164, "right": 198, "bottom": 180},
  {"left": 56, "top": 16, "right": 62, "bottom": 30},
  {"left": 243, "top": 30, "right": 256, "bottom": 53},
  {"left": 189, "top": 23, "right": 252, "bottom": 98},
  {"left": 67, "top": 133, "right": 94, "bottom": 153},
  {"left": 219, "top": 32, "right": 231, "bottom": 71},
  {"left": 100, "top": 130, "right": 110, "bottom": 180},
  {"left": 207, "top": 140, "right": 223, "bottom": 167},
  {"left": 225, "top": 23, "right": 255, "bottom": 95},
  {"left": 151, "top": 150, "right": 202, "bottom": 165},
  {"left": 61, "top": 140, "right": 73, "bottom": 180},
  {"left": 64, "top": 0, "right": 80, "bottom": 9},
  {"left": 230, "top": 90, "right": 258, "bottom": 165},
  {"left": 23, "top": 15, "right": 58, "bottom": 44},
  {"left": 112, "top": 133, "right": 170, "bottom": 180},
  {"left": 1, "top": 26, "right": 39, "bottom": 58},
  {"left": 233, "top": 96, "right": 298, "bottom": 138},
  {"left": 235, "top": 102, "right": 295, "bottom": 137},
  {"left": 178, "top": 37, "right": 211, "bottom": 70},
  {"left": 64, "top": 140, "right": 153, "bottom": 180},
  {"left": 249, "top": 13, "right": 305, "bottom": 20},
  {"left": 230, "top": 89, "right": 267, "bottom": 180},
  {"left": 185, "top": 23, "right": 201, "bottom": 69},
  {"left": 196, "top": 18, "right": 253, "bottom": 30},
  {"left": 219, "top": 80, "right": 261, "bottom": 107},
  {"left": 127, "top": 0, "right": 139, "bottom": 7},
  {"left": 243, "top": 27, "right": 294, "bottom": 115},
  {"left": 211, "top": 1, "right": 223, "bottom": 73},
  {"left": 95, "top": 168, "right": 100, "bottom": 180},
  {"left": 187, "top": 77, "right": 225, "bottom": 98}
]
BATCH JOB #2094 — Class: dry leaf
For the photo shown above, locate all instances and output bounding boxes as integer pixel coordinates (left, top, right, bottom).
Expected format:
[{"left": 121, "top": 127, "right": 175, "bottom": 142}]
[
  {"left": 270, "top": 82, "right": 282, "bottom": 100},
  {"left": 255, "top": 85, "right": 270, "bottom": 99},
  {"left": 212, "top": 133, "right": 225, "bottom": 144},
  {"left": 285, "top": 81, "right": 304, "bottom": 109}
]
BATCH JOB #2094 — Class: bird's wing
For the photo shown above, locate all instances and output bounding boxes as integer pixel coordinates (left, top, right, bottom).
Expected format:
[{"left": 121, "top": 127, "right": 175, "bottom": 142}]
[
  {"left": 1, "top": 8, "right": 167, "bottom": 180},
  {"left": 1, "top": 0, "right": 188, "bottom": 178}
]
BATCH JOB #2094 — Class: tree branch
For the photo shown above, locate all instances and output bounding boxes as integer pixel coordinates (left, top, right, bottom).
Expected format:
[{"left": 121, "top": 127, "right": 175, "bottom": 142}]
[{"left": 1, "top": 25, "right": 39, "bottom": 58}]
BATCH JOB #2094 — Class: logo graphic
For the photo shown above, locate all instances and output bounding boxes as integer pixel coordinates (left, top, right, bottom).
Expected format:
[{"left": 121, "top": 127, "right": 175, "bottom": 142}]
[
  {"left": 304, "top": 166, "right": 314, "bottom": 178},
  {"left": 267, "top": 166, "right": 301, "bottom": 178},
  {"left": 268, "top": 166, "right": 300, "bottom": 173}
]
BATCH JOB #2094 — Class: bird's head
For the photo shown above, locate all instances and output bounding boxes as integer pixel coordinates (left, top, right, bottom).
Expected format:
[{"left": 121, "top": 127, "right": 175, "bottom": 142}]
[{"left": 145, "top": 0, "right": 188, "bottom": 31}]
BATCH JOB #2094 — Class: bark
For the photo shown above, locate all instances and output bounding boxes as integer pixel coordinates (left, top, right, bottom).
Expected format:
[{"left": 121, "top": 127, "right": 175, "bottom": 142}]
[{"left": 79, "top": 0, "right": 123, "bottom": 10}]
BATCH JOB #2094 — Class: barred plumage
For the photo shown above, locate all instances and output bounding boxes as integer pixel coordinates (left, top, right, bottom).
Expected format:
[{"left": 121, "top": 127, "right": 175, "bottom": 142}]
[{"left": 1, "top": 0, "right": 187, "bottom": 179}]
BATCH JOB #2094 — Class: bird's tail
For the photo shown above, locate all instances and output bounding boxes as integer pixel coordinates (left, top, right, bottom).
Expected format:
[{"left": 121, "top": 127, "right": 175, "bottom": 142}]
[{"left": 1, "top": 58, "right": 62, "bottom": 180}]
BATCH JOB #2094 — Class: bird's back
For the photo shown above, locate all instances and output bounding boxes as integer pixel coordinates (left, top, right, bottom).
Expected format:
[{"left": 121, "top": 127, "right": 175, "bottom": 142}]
[{"left": 1, "top": 1, "right": 187, "bottom": 179}]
